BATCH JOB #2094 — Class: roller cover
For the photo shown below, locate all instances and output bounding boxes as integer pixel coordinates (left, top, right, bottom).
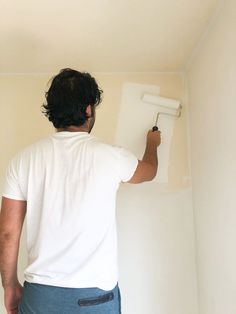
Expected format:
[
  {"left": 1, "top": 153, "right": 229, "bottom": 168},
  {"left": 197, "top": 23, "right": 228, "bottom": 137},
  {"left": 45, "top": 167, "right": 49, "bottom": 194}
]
[{"left": 142, "top": 93, "right": 180, "bottom": 110}]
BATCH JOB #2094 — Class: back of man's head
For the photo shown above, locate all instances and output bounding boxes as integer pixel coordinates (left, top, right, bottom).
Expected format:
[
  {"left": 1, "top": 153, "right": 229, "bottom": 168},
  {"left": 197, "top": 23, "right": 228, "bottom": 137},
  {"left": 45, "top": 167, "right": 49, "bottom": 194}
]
[{"left": 42, "top": 68, "right": 103, "bottom": 129}]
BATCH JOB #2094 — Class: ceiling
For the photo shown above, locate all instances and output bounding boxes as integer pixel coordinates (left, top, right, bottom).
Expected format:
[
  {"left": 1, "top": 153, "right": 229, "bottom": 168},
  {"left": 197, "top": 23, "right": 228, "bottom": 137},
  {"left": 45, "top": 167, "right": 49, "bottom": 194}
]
[{"left": 0, "top": 0, "right": 219, "bottom": 73}]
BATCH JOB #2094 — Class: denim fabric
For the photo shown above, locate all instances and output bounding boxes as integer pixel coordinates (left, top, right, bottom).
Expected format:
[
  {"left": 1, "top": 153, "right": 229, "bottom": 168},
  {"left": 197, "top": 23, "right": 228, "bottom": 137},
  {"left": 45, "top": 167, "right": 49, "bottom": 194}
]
[{"left": 18, "top": 281, "right": 121, "bottom": 314}]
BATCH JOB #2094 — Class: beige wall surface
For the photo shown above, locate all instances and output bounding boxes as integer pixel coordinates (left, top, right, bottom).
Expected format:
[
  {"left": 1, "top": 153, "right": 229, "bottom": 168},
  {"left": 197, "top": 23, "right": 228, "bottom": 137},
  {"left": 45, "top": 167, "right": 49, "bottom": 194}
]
[
  {"left": 187, "top": 0, "right": 236, "bottom": 313},
  {"left": 0, "top": 72, "right": 198, "bottom": 313}
]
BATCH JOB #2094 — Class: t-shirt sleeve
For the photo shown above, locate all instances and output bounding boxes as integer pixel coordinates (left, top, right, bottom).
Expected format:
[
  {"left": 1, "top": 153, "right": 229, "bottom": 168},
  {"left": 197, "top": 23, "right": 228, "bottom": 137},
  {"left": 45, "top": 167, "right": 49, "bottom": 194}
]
[
  {"left": 1, "top": 158, "right": 26, "bottom": 201},
  {"left": 116, "top": 147, "right": 139, "bottom": 183}
]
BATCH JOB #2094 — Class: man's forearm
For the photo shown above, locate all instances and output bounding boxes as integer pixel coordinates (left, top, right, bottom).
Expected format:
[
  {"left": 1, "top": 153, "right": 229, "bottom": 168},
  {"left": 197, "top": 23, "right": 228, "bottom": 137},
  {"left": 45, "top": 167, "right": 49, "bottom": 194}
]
[
  {"left": 0, "top": 235, "right": 20, "bottom": 288},
  {"left": 0, "top": 197, "right": 26, "bottom": 289},
  {"left": 142, "top": 141, "right": 158, "bottom": 169}
]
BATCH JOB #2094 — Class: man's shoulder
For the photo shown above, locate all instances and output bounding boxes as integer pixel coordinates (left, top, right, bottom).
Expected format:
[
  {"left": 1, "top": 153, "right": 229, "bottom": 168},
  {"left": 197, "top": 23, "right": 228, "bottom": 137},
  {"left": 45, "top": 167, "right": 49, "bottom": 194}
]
[{"left": 10, "top": 135, "right": 53, "bottom": 163}]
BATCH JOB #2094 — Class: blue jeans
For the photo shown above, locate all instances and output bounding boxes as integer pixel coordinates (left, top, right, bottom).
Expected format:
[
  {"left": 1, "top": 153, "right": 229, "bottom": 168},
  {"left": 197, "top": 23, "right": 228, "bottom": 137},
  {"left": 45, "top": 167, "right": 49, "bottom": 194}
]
[{"left": 18, "top": 281, "right": 122, "bottom": 314}]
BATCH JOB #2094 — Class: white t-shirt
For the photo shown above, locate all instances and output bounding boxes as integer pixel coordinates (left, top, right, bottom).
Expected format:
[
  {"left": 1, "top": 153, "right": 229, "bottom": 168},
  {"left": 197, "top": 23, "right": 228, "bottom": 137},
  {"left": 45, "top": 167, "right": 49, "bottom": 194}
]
[{"left": 2, "top": 131, "right": 138, "bottom": 290}]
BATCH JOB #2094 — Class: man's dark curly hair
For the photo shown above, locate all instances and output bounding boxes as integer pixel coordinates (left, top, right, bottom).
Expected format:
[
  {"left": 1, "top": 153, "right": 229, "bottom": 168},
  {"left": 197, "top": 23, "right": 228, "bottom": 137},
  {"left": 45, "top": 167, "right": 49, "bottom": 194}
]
[{"left": 42, "top": 68, "right": 103, "bottom": 128}]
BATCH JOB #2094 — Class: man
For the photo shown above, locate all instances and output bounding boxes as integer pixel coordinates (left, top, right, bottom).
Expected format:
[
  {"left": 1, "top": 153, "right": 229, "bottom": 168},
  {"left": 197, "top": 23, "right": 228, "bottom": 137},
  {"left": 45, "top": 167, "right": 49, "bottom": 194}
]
[{"left": 0, "top": 68, "right": 161, "bottom": 314}]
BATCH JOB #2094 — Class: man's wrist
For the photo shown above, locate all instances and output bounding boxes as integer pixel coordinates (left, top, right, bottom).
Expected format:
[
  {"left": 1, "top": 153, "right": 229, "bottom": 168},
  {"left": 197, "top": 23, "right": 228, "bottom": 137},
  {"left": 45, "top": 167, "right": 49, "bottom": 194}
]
[{"left": 146, "top": 141, "right": 158, "bottom": 150}]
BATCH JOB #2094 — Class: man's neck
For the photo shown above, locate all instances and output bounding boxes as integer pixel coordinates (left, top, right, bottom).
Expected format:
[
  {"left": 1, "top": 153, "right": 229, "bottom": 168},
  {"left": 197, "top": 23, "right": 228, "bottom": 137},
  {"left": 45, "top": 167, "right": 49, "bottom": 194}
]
[{"left": 56, "top": 125, "right": 89, "bottom": 133}]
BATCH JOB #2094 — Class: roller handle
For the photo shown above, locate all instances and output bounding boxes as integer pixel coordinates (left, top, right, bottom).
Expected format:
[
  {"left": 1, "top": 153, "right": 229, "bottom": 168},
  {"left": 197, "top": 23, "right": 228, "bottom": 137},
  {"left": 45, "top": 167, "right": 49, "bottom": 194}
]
[{"left": 152, "top": 126, "right": 159, "bottom": 132}]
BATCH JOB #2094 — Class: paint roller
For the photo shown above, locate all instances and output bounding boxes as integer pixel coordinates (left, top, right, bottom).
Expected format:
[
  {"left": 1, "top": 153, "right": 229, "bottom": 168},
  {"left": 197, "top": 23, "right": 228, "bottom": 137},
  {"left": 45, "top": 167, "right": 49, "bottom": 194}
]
[{"left": 141, "top": 94, "right": 182, "bottom": 131}]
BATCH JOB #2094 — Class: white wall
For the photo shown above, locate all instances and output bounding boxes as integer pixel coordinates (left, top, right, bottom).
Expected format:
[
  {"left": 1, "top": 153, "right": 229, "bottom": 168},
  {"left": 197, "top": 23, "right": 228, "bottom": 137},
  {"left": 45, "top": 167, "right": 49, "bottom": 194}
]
[
  {"left": 0, "top": 73, "right": 198, "bottom": 314},
  {"left": 187, "top": 0, "right": 236, "bottom": 313}
]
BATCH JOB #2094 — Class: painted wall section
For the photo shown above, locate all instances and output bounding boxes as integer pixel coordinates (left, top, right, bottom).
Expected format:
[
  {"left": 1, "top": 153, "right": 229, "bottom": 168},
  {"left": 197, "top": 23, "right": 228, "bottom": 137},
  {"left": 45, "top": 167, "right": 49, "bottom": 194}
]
[
  {"left": 187, "top": 0, "right": 236, "bottom": 313},
  {"left": 0, "top": 73, "right": 198, "bottom": 314},
  {"left": 115, "top": 82, "right": 179, "bottom": 183}
]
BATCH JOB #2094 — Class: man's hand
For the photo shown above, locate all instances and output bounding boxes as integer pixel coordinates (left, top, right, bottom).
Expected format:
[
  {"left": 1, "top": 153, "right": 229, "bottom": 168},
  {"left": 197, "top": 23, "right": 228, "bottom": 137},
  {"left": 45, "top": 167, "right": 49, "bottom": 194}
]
[
  {"left": 4, "top": 280, "right": 23, "bottom": 314},
  {"left": 146, "top": 129, "right": 161, "bottom": 147}
]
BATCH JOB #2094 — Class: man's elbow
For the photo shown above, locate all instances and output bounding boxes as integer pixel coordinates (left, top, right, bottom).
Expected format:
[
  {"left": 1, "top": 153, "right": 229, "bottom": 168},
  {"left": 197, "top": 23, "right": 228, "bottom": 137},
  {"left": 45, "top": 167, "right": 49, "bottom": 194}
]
[
  {"left": 142, "top": 166, "right": 157, "bottom": 182},
  {"left": 143, "top": 166, "right": 157, "bottom": 182},
  {"left": 126, "top": 161, "right": 157, "bottom": 184}
]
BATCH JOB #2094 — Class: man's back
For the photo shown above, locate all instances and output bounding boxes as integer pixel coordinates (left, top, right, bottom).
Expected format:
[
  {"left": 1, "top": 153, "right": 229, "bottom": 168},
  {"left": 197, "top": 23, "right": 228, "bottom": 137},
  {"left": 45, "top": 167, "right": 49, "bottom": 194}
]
[{"left": 2, "top": 131, "right": 138, "bottom": 290}]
